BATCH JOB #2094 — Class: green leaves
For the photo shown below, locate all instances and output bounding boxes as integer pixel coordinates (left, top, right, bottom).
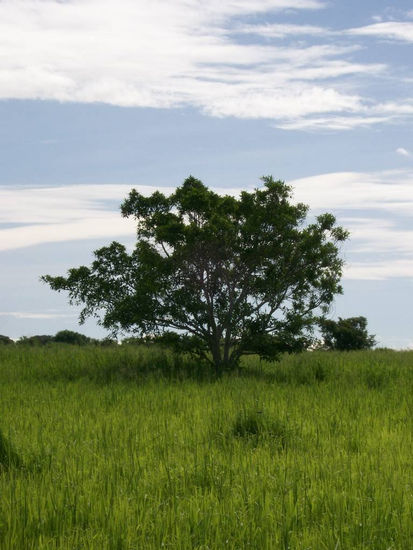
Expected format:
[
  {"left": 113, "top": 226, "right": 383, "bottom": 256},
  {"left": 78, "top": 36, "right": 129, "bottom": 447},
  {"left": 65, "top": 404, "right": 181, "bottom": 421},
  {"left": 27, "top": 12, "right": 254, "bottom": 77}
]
[
  {"left": 43, "top": 175, "right": 348, "bottom": 372},
  {"left": 320, "top": 317, "right": 376, "bottom": 351}
]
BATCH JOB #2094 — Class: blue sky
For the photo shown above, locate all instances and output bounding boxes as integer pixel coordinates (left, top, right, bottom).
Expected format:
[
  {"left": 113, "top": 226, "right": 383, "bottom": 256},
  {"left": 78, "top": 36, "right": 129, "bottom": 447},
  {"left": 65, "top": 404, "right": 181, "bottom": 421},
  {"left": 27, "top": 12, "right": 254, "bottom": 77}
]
[{"left": 1, "top": 0, "right": 413, "bottom": 347}]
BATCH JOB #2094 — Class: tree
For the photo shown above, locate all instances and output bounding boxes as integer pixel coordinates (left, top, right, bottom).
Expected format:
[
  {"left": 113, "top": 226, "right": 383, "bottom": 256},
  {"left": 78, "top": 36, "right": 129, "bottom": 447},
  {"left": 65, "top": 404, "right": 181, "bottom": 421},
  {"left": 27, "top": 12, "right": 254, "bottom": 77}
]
[
  {"left": 42, "top": 176, "right": 348, "bottom": 374},
  {"left": 53, "top": 330, "right": 92, "bottom": 345},
  {"left": 16, "top": 335, "right": 54, "bottom": 346},
  {"left": 319, "top": 316, "right": 376, "bottom": 351},
  {"left": 0, "top": 335, "right": 14, "bottom": 345},
  {"left": 99, "top": 337, "right": 118, "bottom": 346}
]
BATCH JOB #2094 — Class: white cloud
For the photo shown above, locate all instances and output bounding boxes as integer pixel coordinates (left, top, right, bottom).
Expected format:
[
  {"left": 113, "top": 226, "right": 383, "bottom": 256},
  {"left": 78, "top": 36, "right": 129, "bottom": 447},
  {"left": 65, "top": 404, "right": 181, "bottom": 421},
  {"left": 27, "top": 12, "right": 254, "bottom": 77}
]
[
  {"left": 0, "top": 218, "right": 134, "bottom": 251},
  {"left": 289, "top": 169, "right": 413, "bottom": 279},
  {"left": 396, "top": 147, "right": 411, "bottom": 157},
  {"left": 339, "top": 217, "right": 413, "bottom": 254},
  {"left": 2, "top": 171, "right": 413, "bottom": 280},
  {"left": 375, "top": 101, "right": 413, "bottom": 115},
  {"left": 277, "top": 115, "right": 391, "bottom": 131},
  {"left": 0, "top": 0, "right": 409, "bottom": 129},
  {"left": 345, "top": 260, "right": 413, "bottom": 281},
  {"left": 290, "top": 169, "right": 413, "bottom": 213},
  {"left": 0, "top": 311, "right": 76, "bottom": 319},
  {"left": 348, "top": 22, "right": 413, "bottom": 43},
  {"left": 0, "top": 184, "right": 153, "bottom": 250},
  {"left": 277, "top": 99, "right": 413, "bottom": 131},
  {"left": 233, "top": 22, "right": 330, "bottom": 38}
]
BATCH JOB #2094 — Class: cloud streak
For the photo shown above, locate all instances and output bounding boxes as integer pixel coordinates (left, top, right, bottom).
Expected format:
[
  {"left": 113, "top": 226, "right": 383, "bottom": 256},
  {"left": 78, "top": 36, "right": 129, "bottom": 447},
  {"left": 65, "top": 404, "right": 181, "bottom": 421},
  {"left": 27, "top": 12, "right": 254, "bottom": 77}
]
[
  {"left": 290, "top": 170, "right": 413, "bottom": 280},
  {"left": 348, "top": 21, "right": 413, "bottom": 43},
  {"left": 290, "top": 170, "right": 413, "bottom": 214},
  {"left": 2, "top": 170, "right": 413, "bottom": 280},
  {"left": 0, "top": 0, "right": 411, "bottom": 129},
  {"left": 0, "top": 311, "right": 77, "bottom": 320},
  {"left": 0, "top": 184, "right": 140, "bottom": 250}
]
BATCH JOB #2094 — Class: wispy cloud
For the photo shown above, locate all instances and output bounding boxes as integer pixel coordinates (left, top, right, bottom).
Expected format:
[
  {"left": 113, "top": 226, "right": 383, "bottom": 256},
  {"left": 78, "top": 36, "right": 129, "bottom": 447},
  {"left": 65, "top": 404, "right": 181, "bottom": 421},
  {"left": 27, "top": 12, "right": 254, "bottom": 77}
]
[
  {"left": 2, "top": 171, "right": 413, "bottom": 281},
  {"left": 0, "top": 311, "right": 77, "bottom": 319},
  {"left": 344, "top": 260, "right": 413, "bottom": 281},
  {"left": 348, "top": 21, "right": 413, "bottom": 43},
  {"left": 290, "top": 170, "right": 413, "bottom": 280},
  {"left": 0, "top": 0, "right": 410, "bottom": 130},
  {"left": 396, "top": 147, "right": 411, "bottom": 157},
  {"left": 0, "top": 184, "right": 141, "bottom": 251},
  {"left": 290, "top": 169, "right": 413, "bottom": 213},
  {"left": 233, "top": 22, "right": 330, "bottom": 38},
  {"left": 277, "top": 115, "right": 390, "bottom": 131}
]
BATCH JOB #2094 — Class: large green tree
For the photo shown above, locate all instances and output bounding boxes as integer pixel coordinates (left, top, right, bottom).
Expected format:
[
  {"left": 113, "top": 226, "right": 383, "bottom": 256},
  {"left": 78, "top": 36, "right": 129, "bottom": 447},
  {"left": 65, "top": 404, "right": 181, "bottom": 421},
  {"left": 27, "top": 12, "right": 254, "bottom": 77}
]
[{"left": 42, "top": 176, "right": 348, "bottom": 374}]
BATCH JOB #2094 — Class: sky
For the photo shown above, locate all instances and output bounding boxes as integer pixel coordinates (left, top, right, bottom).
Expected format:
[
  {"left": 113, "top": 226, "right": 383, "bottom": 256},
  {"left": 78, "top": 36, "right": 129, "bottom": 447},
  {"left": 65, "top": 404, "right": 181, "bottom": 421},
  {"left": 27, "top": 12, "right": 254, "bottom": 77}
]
[{"left": 1, "top": 0, "right": 413, "bottom": 347}]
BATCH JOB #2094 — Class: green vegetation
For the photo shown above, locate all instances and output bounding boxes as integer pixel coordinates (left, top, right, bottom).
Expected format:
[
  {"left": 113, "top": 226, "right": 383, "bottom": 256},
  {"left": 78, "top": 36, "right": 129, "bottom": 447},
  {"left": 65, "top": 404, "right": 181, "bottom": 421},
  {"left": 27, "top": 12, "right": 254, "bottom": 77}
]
[
  {"left": 53, "top": 330, "right": 94, "bottom": 345},
  {"left": 9, "top": 331, "right": 116, "bottom": 346},
  {"left": 320, "top": 316, "right": 376, "bottom": 351},
  {"left": 16, "top": 334, "right": 55, "bottom": 346},
  {"left": 1, "top": 345, "right": 413, "bottom": 548},
  {"left": 43, "top": 176, "right": 348, "bottom": 373}
]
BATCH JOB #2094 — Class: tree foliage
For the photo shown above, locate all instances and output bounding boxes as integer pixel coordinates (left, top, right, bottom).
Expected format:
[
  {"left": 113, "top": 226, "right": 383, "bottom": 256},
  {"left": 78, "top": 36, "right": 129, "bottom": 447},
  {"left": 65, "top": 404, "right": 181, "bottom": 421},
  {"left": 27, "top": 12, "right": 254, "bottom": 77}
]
[
  {"left": 319, "top": 316, "right": 376, "bottom": 351},
  {"left": 54, "top": 330, "right": 92, "bottom": 345},
  {"left": 17, "top": 335, "right": 54, "bottom": 346},
  {"left": 42, "top": 176, "right": 348, "bottom": 373}
]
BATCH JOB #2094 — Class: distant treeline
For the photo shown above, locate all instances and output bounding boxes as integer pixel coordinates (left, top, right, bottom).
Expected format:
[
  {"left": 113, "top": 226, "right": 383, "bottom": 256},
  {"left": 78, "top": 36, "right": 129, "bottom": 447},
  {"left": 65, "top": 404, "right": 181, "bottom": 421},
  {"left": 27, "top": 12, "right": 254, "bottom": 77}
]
[
  {"left": 0, "top": 331, "right": 118, "bottom": 346},
  {"left": 0, "top": 331, "right": 187, "bottom": 347},
  {"left": 0, "top": 316, "right": 377, "bottom": 352}
]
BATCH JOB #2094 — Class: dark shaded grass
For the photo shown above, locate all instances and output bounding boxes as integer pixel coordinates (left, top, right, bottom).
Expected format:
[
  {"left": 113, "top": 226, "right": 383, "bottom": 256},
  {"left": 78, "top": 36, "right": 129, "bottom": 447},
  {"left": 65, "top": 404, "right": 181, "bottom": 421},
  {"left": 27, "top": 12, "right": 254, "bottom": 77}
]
[
  {"left": 0, "top": 344, "right": 216, "bottom": 384},
  {"left": 232, "top": 408, "right": 294, "bottom": 449},
  {"left": 0, "top": 429, "right": 22, "bottom": 470},
  {"left": 0, "top": 344, "right": 406, "bottom": 387}
]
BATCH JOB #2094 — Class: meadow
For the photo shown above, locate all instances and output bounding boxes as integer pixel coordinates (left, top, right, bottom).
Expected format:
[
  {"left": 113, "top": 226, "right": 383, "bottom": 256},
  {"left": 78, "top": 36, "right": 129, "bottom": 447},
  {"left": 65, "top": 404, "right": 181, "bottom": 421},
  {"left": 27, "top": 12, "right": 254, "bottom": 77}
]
[{"left": 1, "top": 345, "right": 413, "bottom": 549}]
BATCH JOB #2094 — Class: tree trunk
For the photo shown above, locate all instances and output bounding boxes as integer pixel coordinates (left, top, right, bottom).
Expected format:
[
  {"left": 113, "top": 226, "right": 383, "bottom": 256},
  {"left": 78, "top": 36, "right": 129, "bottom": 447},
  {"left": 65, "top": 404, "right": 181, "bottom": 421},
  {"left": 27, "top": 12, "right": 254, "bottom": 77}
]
[
  {"left": 210, "top": 332, "right": 240, "bottom": 376},
  {"left": 210, "top": 334, "right": 223, "bottom": 377}
]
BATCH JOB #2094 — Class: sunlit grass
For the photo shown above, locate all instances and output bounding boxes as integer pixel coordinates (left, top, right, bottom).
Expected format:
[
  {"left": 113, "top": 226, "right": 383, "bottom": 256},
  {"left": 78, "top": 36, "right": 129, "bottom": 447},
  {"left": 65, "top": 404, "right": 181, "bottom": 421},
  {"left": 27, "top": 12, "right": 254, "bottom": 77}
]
[{"left": 1, "top": 346, "right": 413, "bottom": 548}]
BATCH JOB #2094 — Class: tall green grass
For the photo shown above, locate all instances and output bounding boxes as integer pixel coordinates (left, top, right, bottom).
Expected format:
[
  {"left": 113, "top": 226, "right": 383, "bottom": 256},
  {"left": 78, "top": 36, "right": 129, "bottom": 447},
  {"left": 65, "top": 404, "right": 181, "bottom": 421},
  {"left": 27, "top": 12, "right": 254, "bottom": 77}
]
[{"left": 1, "top": 345, "right": 413, "bottom": 548}]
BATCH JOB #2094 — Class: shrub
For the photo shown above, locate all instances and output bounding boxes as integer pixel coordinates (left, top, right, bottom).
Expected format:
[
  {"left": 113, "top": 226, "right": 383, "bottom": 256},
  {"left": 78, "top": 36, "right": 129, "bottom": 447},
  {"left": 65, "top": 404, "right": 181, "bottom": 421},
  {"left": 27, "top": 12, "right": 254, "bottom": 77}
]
[{"left": 232, "top": 409, "right": 293, "bottom": 448}]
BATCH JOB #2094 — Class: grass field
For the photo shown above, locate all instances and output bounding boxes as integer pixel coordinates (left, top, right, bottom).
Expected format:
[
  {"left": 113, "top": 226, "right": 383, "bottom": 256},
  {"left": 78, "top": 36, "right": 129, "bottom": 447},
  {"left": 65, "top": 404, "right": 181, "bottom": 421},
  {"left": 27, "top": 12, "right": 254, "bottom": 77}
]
[{"left": 1, "top": 345, "right": 413, "bottom": 549}]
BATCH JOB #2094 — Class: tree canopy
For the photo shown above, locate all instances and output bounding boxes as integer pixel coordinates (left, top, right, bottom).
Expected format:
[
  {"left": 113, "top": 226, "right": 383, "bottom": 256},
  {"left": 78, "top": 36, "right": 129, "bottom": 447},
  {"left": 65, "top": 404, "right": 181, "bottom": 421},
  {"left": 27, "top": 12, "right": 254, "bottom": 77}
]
[
  {"left": 319, "top": 316, "right": 376, "bottom": 351},
  {"left": 16, "top": 335, "right": 54, "bottom": 346},
  {"left": 42, "top": 176, "right": 348, "bottom": 373},
  {"left": 53, "top": 330, "right": 93, "bottom": 345}
]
